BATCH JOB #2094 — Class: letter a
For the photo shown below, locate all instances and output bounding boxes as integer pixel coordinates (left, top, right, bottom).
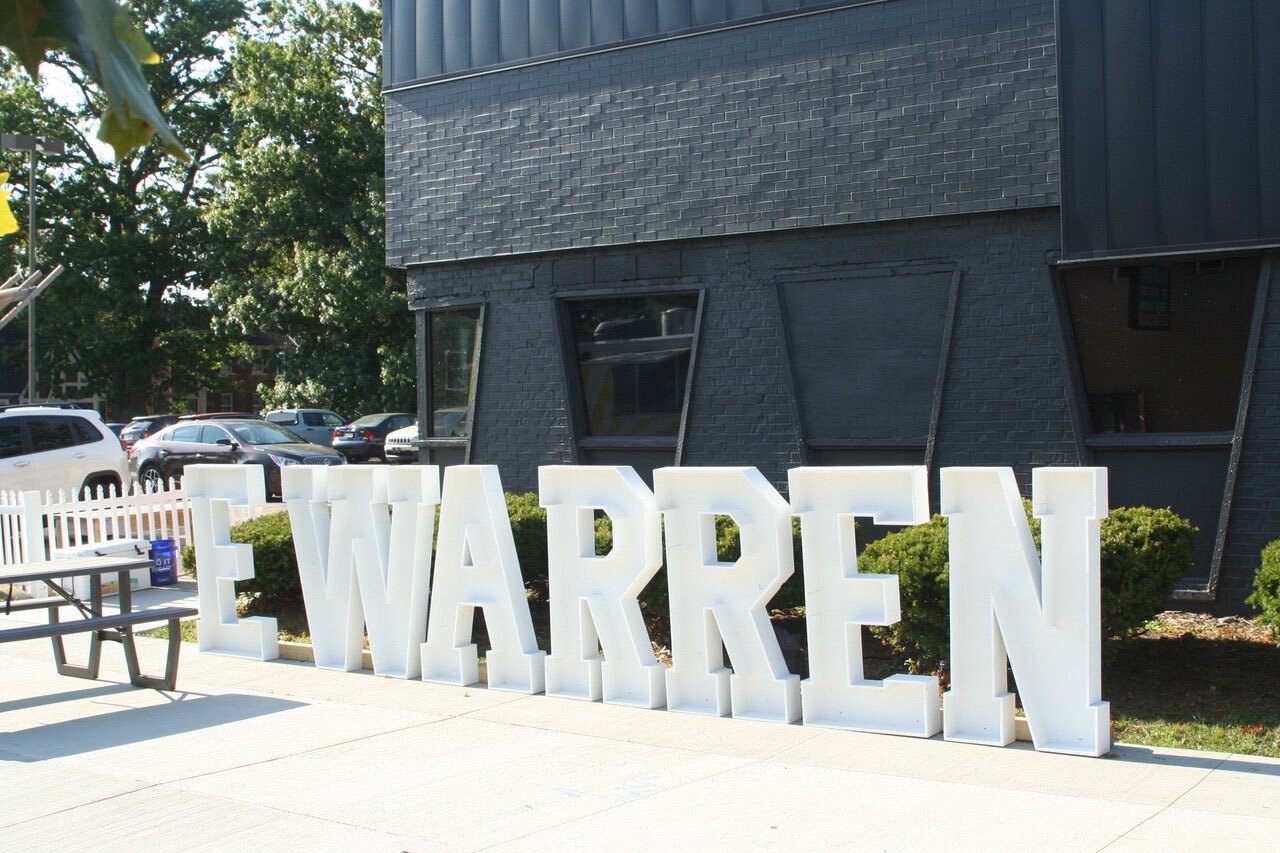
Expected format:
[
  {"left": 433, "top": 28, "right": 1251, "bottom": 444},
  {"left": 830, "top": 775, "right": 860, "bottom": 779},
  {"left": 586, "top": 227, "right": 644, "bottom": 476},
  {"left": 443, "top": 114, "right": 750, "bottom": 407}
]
[
  {"left": 942, "top": 467, "right": 1110, "bottom": 756},
  {"left": 421, "top": 466, "right": 546, "bottom": 693}
]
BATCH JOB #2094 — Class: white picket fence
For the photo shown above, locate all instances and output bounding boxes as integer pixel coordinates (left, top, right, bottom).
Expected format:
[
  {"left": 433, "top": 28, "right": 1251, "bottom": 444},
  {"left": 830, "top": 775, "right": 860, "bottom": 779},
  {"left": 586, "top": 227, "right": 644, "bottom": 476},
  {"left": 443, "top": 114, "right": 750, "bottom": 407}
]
[{"left": 0, "top": 480, "right": 190, "bottom": 595}]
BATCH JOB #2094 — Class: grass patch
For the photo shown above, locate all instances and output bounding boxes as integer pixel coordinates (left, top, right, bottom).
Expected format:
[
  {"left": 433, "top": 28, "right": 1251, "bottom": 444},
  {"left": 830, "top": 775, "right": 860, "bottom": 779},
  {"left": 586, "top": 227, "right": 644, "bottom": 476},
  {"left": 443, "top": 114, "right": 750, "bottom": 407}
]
[
  {"left": 139, "top": 618, "right": 199, "bottom": 644},
  {"left": 1105, "top": 628, "right": 1280, "bottom": 757}
]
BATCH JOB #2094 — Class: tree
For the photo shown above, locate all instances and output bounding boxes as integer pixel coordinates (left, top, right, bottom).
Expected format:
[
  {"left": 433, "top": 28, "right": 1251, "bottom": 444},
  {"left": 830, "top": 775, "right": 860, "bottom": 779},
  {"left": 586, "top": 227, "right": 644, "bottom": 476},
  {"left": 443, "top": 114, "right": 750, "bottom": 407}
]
[
  {"left": 205, "top": 0, "right": 413, "bottom": 418},
  {"left": 0, "top": 0, "right": 249, "bottom": 415}
]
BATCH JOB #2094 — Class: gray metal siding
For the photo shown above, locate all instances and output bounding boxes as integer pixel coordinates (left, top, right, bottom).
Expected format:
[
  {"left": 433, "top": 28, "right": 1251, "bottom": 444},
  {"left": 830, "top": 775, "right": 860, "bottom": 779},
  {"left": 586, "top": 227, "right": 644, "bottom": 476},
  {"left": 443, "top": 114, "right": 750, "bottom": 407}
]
[
  {"left": 1059, "top": 0, "right": 1280, "bottom": 260},
  {"left": 385, "top": 0, "right": 1059, "bottom": 266},
  {"left": 385, "top": 0, "right": 868, "bottom": 86}
]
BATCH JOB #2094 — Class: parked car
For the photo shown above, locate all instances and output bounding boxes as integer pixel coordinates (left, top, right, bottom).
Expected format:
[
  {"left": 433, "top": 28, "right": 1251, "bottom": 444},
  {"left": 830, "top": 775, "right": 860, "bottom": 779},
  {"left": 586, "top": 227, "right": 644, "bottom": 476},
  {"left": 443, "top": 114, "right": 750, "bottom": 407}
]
[
  {"left": 119, "top": 414, "right": 181, "bottom": 450},
  {"left": 0, "top": 407, "right": 129, "bottom": 497},
  {"left": 331, "top": 412, "right": 415, "bottom": 462},
  {"left": 0, "top": 401, "right": 85, "bottom": 411},
  {"left": 383, "top": 422, "right": 419, "bottom": 464},
  {"left": 264, "top": 408, "right": 347, "bottom": 446},
  {"left": 129, "top": 418, "right": 344, "bottom": 499}
]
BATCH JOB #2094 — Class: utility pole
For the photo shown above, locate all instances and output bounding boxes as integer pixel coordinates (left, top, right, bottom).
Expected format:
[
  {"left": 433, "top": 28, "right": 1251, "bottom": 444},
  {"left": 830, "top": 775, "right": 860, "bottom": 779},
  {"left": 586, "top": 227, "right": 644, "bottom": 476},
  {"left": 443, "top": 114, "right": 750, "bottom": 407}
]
[{"left": 1, "top": 133, "right": 67, "bottom": 403}]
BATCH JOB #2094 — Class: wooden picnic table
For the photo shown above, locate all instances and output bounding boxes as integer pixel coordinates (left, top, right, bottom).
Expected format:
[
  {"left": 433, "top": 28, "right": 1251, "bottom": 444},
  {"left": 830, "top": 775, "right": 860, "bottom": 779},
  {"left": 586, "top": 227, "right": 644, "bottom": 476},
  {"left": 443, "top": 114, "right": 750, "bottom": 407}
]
[{"left": 0, "top": 555, "right": 197, "bottom": 691}]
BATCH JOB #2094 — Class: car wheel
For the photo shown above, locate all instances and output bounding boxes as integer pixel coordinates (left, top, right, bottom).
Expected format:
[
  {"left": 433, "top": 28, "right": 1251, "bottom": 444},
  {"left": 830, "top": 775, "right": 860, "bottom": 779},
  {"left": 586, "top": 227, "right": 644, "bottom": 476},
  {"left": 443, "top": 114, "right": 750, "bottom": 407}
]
[
  {"left": 138, "top": 464, "right": 165, "bottom": 492},
  {"left": 81, "top": 475, "right": 122, "bottom": 499}
]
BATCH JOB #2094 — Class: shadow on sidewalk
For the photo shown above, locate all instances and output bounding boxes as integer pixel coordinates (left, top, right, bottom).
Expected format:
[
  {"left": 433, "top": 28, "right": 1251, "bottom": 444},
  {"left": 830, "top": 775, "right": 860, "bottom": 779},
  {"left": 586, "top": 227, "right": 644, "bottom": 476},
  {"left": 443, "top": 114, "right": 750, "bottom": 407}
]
[{"left": 0, "top": 689, "right": 305, "bottom": 761}]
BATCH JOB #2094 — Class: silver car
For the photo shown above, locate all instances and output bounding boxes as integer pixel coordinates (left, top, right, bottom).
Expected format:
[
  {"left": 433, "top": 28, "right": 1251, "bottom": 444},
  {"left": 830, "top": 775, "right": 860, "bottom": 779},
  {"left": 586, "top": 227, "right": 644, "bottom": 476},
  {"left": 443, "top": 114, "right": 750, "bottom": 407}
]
[{"left": 264, "top": 408, "right": 347, "bottom": 446}]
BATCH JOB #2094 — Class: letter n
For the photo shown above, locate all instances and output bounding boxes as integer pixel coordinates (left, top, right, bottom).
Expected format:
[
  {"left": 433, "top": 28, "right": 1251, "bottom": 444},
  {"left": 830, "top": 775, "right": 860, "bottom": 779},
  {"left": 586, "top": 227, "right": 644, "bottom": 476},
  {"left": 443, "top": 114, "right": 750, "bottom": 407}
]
[{"left": 941, "top": 467, "right": 1110, "bottom": 756}]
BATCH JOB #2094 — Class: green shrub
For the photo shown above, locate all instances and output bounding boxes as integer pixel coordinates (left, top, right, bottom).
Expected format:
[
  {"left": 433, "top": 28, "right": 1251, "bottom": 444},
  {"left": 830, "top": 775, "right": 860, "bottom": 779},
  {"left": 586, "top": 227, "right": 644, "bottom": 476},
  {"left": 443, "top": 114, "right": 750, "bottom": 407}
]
[
  {"left": 184, "top": 510, "right": 301, "bottom": 604},
  {"left": 595, "top": 512, "right": 806, "bottom": 617},
  {"left": 861, "top": 504, "right": 1195, "bottom": 672},
  {"left": 1099, "top": 506, "right": 1196, "bottom": 638},
  {"left": 860, "top": 515, "right": 952, "bottom": 673},
  {"left": 505, "top": 492, "right": 548, "bottom": 586},
  {"left": 1246, "top": 539, "right": 1280, "bottom": 641},
  {"left": 183, "top": 495, "right": 552, "bottom": 606}
]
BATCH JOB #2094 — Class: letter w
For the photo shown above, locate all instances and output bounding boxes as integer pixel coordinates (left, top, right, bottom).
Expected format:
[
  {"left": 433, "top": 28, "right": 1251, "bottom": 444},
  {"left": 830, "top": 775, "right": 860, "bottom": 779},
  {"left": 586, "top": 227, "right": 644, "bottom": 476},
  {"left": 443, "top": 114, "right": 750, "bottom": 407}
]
[{"left": 284, "top": 465, "right": 438, "bottom": 677}]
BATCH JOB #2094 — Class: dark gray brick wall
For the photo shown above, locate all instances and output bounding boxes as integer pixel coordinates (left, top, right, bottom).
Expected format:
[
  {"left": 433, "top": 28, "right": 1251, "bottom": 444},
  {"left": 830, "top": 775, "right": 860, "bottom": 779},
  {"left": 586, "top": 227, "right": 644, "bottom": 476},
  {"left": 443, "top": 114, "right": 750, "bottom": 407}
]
[
  {"left": 386, "top": 0, "right": 1059, "bottom": 266},
  {"left": 409, "top": 208, "right": 1078, "bottom": 496}
]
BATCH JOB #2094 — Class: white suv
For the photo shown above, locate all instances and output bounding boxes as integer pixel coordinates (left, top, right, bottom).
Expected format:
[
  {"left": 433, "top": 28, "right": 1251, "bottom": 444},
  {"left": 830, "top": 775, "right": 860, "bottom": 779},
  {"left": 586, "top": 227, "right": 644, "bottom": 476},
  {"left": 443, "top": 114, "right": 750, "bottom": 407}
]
[
  {"left": 383, "top": 422, "right": 420, "bottom": 464},
  {"left": 0, "top": 407, "right": 129, "bottom": 498}
]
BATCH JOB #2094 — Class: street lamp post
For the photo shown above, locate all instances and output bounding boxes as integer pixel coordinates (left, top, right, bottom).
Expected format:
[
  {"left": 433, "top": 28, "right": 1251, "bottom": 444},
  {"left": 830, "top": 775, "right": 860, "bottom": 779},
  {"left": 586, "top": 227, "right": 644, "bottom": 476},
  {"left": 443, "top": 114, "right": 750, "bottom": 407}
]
[{"left": 1, "top": 133, "right": 66, "bottom": 403}]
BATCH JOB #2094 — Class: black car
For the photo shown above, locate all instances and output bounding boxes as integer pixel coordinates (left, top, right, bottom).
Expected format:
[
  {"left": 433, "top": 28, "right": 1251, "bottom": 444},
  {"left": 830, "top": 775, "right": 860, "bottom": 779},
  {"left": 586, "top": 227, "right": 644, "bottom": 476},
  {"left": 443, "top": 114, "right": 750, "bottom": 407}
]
[
  {"left": 129, "top": 418, "right": 344, "bottom": 498},
  {"left": 119, "top": 414, "right": 181, "bottom": 450},
  {"left": 331, "top": 412, "right": 415, "bottom": 462}
]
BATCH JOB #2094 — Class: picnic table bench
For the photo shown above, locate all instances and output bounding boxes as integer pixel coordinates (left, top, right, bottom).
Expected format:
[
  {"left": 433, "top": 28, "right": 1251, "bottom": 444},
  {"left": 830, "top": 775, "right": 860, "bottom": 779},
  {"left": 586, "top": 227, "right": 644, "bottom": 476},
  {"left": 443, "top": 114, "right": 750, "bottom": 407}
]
[{"left": 0, "top": 556, "right": 197, "bottom": 691}]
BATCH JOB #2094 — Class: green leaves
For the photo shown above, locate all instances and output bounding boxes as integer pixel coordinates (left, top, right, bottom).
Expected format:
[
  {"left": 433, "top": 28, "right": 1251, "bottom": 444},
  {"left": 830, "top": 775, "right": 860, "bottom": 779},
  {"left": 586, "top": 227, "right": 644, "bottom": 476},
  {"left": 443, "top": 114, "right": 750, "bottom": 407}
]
[
  {"left": 0, "top": 0, "right": 187, "bottom": 160},
  {"left": 206, "top": 0, "right": 409, "bottom": 417}
]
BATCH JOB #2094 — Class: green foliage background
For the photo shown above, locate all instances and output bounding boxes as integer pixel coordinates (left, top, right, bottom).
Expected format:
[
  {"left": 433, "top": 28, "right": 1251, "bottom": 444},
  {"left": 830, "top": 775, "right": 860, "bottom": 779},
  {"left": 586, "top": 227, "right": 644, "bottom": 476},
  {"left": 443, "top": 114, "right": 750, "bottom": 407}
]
[
  {"left": 1, "top": 0, "right": 409, "bottom": 419},
  {"left": 860, "top": 504, "right": 1197, "bottom": 672},
  {"left": 205, "top": 0, "right": 413, "bottom": 418}
]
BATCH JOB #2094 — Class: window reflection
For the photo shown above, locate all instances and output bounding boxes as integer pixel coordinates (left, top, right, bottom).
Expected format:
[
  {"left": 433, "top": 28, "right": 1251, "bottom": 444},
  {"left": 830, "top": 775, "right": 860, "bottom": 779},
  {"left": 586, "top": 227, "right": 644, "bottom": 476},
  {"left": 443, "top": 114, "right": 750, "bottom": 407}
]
[
  {"left": 567, "top": 295, "right": 698, "bottom": 437},
  {"left": 430, "top": 308, "right": 480, "bottom": 437}
]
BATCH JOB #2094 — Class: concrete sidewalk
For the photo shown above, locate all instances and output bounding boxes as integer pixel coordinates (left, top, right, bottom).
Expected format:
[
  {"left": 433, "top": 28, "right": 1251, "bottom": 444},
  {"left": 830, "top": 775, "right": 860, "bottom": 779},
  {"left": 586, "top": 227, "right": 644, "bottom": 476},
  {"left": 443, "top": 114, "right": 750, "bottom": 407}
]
[{"left": 0, "top": 586, "right": 1277, "bottom": 851}]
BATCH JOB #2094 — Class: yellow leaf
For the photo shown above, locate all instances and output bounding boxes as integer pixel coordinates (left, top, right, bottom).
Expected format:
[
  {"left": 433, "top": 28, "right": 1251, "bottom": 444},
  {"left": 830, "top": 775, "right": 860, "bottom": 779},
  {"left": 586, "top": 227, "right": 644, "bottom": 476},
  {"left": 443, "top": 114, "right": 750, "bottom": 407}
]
[{"left": 0, "top": 173, "right": 19, "bottom": 237}]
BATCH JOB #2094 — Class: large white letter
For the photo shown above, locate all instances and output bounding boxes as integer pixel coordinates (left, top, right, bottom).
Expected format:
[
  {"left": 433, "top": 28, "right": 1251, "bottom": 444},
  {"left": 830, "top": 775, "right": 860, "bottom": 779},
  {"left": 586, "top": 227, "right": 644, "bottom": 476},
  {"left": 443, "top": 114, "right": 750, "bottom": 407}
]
[
  {"left": 284, "top": 465, "right": 438, "bottom": 677},
  {"left": 540, "top": 465, "right": 665, "bottom": 708},
  {"left": 283, "top": 466, "right": 364, "bottom": 671},
  {"left": 789, "top": 466, "right": 939, "bottom": 737},
  {"left": 655, "top": 467, "right": 800, "bottom": 722},
  {"left": 189, "top": 465, "right": 278, "bottom": 661},
  {"left": 942, "top": 467, "right": 1110, "bottom": 756},
  {"left": 420, "top": 465, "right": 546, "bottom": 693}
]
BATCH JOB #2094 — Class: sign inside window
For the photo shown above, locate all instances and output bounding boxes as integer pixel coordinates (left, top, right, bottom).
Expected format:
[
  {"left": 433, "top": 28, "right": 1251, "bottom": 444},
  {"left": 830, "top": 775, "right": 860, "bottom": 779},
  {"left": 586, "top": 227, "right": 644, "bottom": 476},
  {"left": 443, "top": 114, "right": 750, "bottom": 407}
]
[{"left": 1126, "top": 266, "right": 1171, "bottom": 331}]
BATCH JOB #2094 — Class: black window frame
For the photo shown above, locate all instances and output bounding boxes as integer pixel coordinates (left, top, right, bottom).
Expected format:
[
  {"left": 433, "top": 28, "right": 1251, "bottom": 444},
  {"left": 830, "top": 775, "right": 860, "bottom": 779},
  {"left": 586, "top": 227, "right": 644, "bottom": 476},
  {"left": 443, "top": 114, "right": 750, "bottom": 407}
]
[
  {"left": 416, "top": 301, "right": 486, "bottom": 464},
  {"left": 556, "top": 288, "right": 705, "bottom": 464}
]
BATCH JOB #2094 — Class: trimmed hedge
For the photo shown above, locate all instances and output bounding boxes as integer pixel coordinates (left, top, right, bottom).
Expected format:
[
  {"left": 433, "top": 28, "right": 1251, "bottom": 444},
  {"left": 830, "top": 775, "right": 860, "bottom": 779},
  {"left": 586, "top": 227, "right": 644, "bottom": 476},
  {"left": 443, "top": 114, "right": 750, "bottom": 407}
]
[
  {"left": 181, "top": 509, "right": 300, "bottom": 604},
  {"left": 594, "top": 513, "right": 807, "bottom": 617},
  {"left": 861, "top": 504, "right": 1196, "bottom": 672},
  {"left": 183, "top": 494, "right": 810, "bottom": 617},
  {"left": 1247, "top": 539, "right": 1280, "bottom": 641}
]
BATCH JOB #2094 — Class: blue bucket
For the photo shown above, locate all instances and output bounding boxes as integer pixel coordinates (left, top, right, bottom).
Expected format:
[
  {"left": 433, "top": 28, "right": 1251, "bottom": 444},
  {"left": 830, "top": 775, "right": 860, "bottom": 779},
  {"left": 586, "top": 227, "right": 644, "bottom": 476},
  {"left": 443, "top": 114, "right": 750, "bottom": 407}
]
[{"left": 149, "top": 539, "right": 178, "bottom": 586}]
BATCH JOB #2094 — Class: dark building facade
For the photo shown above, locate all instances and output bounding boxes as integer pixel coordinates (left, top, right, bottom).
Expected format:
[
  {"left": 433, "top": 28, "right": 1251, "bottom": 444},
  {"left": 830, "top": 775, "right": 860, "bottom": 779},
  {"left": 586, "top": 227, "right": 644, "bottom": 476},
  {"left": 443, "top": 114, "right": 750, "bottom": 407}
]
[{"left": 383, "top": 0, "right": 1280, "bottom": 612}]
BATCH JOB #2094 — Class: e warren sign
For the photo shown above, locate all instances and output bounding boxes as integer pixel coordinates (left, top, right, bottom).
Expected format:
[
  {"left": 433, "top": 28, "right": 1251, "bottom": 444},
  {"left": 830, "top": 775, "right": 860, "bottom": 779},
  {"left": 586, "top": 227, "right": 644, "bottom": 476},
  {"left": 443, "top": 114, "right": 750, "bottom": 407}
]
[{"left": 187, "top": 463, "right": 1110, "bottom": 757}]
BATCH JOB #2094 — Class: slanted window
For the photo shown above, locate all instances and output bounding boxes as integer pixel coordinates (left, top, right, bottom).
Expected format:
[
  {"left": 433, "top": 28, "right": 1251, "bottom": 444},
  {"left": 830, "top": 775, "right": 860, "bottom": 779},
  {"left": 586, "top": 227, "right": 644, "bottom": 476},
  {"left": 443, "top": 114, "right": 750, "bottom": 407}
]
[
  {"left": 779, "top": 266, "right": 956, "bottom": 466},
  {"left": 1061, "top": 257, "right": 1263, "bottom": 589},
  {"left": 425, "top": 306, "right": 482, "bottom": 440},
  {"left": 1063, "top": 261, "right": 1256, "bottom": 434},
  {"left": 565, "top": 294, "right": 699, "bottom": 439}
]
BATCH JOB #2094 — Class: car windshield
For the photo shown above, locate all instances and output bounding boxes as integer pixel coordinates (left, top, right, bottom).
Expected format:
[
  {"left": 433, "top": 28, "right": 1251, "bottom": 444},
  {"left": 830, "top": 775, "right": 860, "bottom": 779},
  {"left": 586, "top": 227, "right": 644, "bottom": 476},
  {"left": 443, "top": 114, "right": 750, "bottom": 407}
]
[
  {"left": 350, "top": 414, "right": 385, "bottom": 427},
  {"left": 228, "top": 422, "right": 303, "bottom": 445}
]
